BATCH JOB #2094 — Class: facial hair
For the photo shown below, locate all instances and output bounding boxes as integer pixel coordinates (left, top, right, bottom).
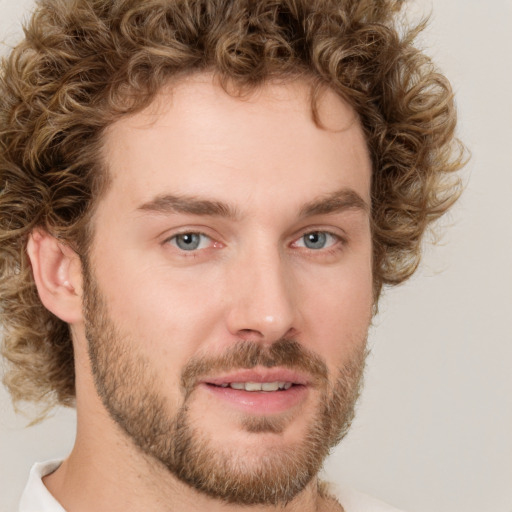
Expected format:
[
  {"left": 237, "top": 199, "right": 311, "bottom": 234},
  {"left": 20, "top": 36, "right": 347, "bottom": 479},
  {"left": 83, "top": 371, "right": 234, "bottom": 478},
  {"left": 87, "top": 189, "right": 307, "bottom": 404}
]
[{"left": 82, "top": 261, "right": 368, "bottom": 506}]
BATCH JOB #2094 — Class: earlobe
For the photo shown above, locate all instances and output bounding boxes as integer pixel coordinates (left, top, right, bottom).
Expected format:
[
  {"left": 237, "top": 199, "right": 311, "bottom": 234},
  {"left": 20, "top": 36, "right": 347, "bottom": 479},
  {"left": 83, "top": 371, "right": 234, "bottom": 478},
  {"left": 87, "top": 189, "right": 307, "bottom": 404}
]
[{"left": 27, "top": 230, "right": 83, "bottom": 324}]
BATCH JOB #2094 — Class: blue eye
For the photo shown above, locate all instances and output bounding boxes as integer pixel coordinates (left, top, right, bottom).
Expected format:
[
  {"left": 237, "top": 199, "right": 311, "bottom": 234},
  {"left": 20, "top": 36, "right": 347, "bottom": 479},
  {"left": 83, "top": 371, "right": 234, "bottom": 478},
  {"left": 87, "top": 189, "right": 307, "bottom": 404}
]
[
  {"left": 303, "top": 232, "right": 327, "bottom": 249},
  {"left": 171, "top": 233, "right": 206, "bottom": 251},
  {"left": 297, "top": 231, "right": 338, "bottom": 250}
]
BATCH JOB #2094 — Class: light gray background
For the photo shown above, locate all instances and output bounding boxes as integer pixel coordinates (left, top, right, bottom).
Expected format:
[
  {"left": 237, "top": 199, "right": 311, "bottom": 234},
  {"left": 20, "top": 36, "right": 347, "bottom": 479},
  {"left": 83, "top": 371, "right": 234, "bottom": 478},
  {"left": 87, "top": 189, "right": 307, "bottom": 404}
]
[{"left": 1, "top": 1, "right": 511, "bottom": 511}]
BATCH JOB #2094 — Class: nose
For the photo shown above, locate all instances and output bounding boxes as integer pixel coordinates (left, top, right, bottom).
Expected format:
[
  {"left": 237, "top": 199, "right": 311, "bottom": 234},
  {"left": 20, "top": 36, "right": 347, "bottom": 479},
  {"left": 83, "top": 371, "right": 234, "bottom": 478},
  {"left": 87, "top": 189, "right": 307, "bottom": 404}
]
[{"left": 225, "top": 246, "right": 298, "bottom": 344}]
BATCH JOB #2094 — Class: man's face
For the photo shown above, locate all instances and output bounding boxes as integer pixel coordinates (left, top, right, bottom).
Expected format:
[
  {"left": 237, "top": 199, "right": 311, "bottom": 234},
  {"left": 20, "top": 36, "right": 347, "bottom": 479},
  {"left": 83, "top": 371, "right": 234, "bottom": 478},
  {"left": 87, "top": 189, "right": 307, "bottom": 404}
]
[{"left": 82, "top": 75, "right": 373, "bottom": 505}]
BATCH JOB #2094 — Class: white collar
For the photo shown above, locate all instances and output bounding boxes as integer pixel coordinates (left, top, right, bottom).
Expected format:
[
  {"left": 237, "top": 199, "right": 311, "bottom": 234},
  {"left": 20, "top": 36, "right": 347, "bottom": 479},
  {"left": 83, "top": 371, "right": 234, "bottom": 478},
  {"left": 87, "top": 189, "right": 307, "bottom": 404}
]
[{"left": 19, "top": 460, "right": 66, "bottom": 512}]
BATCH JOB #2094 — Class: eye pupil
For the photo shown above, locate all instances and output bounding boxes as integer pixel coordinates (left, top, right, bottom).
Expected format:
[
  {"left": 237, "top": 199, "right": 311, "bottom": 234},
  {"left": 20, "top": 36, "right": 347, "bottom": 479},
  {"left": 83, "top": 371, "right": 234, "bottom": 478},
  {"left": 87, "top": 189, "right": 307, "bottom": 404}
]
[
  {"left": 303, "top": 232, "right": 327, "bottom": 249},
  {"left": 176, "top": 233, "right": 201, "bottom": 250}
]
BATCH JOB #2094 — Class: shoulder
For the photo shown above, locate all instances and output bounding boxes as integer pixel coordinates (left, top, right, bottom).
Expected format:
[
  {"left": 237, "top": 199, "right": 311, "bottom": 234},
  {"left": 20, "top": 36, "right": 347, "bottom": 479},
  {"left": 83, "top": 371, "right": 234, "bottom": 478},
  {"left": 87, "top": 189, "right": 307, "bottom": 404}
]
[{"left": 18, "top": 460, "right": 66, "bottom": 512}]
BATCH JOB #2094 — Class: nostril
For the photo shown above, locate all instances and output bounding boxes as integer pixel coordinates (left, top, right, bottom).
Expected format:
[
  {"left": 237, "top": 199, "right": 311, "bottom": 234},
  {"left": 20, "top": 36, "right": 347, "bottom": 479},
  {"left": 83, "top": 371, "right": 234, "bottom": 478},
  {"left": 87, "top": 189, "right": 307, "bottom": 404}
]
[{"left": 235, "top": 328, "right": 265, "bottom": 342}]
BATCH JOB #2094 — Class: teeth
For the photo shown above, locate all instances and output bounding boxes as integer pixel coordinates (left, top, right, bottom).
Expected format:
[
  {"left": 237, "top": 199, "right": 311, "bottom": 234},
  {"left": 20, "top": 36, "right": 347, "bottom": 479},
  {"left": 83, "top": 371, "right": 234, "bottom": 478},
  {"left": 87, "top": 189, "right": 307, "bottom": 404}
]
[
  {"left": 223, "top": 381, "right": 293, "bottom": 392},
  {"left": 245, "top": 382, "right": 263, "bottom": 391}
]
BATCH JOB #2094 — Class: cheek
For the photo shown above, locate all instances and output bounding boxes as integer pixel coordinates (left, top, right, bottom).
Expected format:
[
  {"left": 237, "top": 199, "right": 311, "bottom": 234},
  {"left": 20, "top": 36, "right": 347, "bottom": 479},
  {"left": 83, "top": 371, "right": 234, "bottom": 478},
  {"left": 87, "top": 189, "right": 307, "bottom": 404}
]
[
  {"left": 92, "top": 251, "right": 226, "bottom": 360},
  {"left": 298, "top": 260, "right": 373, "bottom": 363}
]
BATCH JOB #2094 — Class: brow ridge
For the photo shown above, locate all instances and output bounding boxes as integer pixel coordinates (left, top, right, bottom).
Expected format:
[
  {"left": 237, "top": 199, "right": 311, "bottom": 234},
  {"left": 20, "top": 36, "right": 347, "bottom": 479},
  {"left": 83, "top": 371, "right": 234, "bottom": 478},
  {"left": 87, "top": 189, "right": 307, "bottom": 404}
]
[
  {"left": 299, "top": 188, "right": 369, "bottom": 218},
  {"left": 137, "top": 188, "right": 368, "bottom": 220},
  {"left": 137, "top": 194, "right": 239, "bottom": 219}
]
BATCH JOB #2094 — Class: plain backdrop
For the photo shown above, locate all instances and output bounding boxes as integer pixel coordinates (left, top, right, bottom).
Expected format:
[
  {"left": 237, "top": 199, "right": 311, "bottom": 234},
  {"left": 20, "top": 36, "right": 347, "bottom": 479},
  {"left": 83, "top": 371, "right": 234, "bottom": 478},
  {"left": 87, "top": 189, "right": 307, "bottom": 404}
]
[{"left": 1, "top": 1, "right": 511, "bottom": 511}]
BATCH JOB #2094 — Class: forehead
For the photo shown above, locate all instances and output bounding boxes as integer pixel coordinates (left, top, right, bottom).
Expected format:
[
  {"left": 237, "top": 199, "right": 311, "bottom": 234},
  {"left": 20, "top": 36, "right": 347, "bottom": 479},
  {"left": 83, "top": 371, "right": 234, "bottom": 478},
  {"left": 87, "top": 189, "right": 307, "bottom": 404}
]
[{"left": 99, "top": 74, "right": 371, "bottom": 217}]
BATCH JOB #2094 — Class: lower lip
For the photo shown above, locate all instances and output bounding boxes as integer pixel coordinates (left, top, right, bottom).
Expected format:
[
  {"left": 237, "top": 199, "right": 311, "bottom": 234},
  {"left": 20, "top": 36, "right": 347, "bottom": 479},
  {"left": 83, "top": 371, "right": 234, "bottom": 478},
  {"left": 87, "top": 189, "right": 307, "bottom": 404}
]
[{"left": 201, "top": 384, "right": 309, "bottom": 415}]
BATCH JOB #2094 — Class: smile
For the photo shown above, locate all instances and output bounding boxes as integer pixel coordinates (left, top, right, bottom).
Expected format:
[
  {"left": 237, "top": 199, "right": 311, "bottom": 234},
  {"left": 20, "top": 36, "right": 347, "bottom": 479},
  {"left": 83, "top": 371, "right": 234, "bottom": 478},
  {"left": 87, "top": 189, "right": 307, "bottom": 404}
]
[
  {"left": 199, "top": 369, "right": 310, "bottom": 414},
  {"left": 212, "top": 381, "right": 294, "bottom": 391}
]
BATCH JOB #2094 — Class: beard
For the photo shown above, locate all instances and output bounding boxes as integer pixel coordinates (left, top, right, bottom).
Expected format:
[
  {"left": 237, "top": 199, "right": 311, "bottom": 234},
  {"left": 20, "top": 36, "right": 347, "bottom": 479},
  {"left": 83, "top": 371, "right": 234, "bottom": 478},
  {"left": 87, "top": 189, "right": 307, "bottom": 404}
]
[{"left": 82, "top": 261, "right": 368, "bottom": 506}]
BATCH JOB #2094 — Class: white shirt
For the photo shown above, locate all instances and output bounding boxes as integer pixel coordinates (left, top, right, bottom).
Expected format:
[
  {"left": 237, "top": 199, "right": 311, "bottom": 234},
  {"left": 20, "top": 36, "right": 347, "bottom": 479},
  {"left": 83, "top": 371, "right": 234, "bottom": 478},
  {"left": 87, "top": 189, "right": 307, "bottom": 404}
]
[{"left": 19, "top": 460, "right": 405, "bottom": 512}]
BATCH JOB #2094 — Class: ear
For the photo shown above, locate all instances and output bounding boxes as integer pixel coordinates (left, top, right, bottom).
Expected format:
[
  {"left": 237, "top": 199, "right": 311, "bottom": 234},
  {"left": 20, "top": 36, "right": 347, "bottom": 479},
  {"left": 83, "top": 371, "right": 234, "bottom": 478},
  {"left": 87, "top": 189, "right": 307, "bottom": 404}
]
[{"left": 27, "top": 229, "right": 83, "bottom": 324}]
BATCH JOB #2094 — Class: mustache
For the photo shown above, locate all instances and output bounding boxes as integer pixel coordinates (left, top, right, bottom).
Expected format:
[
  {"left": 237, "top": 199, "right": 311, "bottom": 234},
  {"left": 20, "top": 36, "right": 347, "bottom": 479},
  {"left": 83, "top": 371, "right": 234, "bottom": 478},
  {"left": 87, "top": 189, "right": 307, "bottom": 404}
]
[{"left": 180, "top": 339, "right": 329, "bottom": 394}]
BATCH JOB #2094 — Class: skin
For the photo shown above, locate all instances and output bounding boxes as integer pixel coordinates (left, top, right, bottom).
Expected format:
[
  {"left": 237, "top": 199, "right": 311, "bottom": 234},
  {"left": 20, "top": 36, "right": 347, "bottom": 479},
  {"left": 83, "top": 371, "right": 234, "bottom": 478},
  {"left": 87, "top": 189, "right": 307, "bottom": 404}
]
[{"left": 29, "top": 74, "right": 373, "bottom": 512}]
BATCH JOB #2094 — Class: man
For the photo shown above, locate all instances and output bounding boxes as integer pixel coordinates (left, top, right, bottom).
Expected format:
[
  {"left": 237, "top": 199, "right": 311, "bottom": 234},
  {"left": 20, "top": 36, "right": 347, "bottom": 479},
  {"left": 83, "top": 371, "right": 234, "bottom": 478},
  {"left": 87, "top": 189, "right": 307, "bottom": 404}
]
[{"left": 0, "top": 0, "right": 465, "bottom": 511}]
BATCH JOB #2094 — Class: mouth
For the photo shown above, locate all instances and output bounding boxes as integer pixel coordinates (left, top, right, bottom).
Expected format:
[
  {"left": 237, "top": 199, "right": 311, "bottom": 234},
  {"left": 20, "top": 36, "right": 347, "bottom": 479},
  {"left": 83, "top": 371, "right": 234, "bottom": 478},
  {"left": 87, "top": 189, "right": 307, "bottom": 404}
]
[
  {"left": 198, "top": 368, "right": 310, "bottom": 415},
  {"left": 209, "top": 381, "right": 294, "bottom": 392}
]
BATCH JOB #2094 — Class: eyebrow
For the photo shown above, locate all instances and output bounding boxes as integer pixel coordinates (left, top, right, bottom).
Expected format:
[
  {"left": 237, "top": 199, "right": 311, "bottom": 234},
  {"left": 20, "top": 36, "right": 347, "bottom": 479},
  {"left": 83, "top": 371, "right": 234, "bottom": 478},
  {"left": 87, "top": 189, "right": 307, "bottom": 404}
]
[
  {"left": 136, "top": 188, "right": 369, "bottom": 220},
  {"left": 137, "top": 194, "right": 240, "bottom": 219},
  {"left": 299, "top": 188, "right": 370, "bottom": 218}
]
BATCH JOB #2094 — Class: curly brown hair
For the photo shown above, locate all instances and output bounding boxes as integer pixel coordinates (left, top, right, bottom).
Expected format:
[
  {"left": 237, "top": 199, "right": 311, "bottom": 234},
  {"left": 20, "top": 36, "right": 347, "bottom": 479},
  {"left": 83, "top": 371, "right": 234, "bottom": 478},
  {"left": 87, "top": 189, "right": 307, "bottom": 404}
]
[{"left": 0, "top": 0, "right": 465, "bottom": 417}]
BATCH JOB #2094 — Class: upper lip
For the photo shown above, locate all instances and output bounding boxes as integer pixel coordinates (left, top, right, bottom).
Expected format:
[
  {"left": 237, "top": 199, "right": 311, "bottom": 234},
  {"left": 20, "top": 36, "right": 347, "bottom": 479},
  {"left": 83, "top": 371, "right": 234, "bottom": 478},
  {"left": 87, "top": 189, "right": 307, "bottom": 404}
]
[{"left": 200, "top": 367, "right": 310, "bottom": 387}]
